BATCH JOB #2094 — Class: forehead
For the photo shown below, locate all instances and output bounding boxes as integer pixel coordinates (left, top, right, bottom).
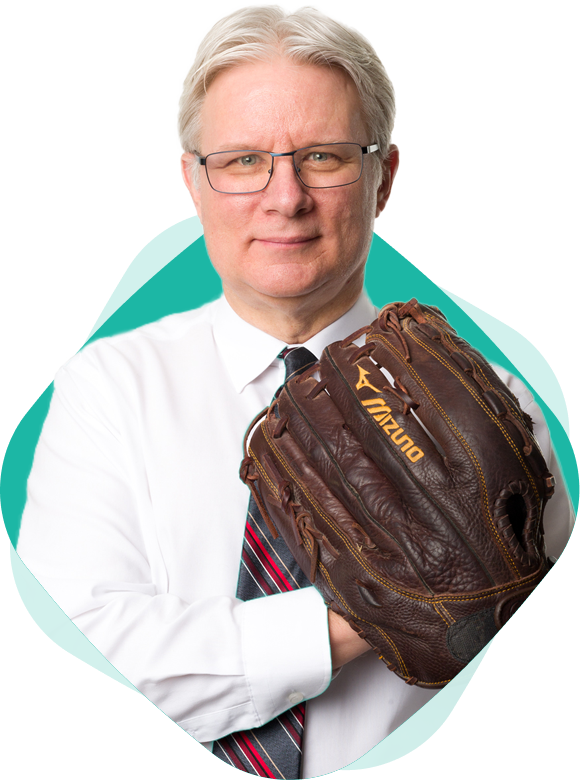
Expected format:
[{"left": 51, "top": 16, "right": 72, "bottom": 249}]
[{"left": 199, "top": 58, "right": 367, "bottom": 152}]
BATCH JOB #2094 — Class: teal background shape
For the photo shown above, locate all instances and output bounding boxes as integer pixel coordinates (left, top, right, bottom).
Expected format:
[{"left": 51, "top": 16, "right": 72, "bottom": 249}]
[{"left": 0, "top": 217, "right": 580, "bottom": 778}]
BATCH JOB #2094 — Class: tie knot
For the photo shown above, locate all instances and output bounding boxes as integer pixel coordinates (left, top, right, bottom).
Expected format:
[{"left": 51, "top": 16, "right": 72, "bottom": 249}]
[{"left": 280, "top": 346, "right": 318, "bottom": 382}]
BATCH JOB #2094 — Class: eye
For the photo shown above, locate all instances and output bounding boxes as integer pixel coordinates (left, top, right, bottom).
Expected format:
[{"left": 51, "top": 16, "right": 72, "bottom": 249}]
[
  {"left": 236, "top": 154, "right": 259, "bottom": 166},
  {"left": 308, "top": 152, "right": 330, "bottom": 163}
]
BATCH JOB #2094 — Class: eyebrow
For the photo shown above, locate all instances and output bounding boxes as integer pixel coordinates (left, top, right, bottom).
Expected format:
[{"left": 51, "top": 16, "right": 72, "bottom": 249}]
[
  {"left": 208, "top": 140, "right": 350, "bottom": 153},
  {"left": 211, "top": 143, "right": 266, "bottom": 152}
]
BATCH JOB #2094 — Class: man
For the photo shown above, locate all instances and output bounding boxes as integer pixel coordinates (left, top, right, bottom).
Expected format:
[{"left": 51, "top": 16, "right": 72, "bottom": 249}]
[{"left": 17, "top": 6, "right": 573, "bottom": 778}]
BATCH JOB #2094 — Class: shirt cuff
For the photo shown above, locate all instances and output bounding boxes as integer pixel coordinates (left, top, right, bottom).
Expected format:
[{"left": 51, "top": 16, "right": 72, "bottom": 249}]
[{"left": 240, "top": 586, "right": 332, "bottom": 725}]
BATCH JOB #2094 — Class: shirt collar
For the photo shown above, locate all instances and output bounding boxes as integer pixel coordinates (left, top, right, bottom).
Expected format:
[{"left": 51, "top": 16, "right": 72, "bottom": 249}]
[{"left": 212, "top": 293, "right": 378, "bottom": 394}]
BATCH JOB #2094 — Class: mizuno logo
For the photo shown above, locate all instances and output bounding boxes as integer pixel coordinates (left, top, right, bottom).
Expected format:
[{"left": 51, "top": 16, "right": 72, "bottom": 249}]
[
  {"left": 356, "top": 366, "right": 381, "bottom": 393},
  {"left": 358, "top": 378, "right": 425, "bottom": 463}
]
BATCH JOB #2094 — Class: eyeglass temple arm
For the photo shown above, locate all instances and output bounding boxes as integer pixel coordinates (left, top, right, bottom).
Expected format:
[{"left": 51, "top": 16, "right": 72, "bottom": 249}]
[{"left": 362, "top": 144, "right": 379, "bottom": 155}]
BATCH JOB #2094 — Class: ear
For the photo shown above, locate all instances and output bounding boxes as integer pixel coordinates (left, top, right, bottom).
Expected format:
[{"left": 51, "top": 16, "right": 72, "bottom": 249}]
[
  {"left": 375, "top": 144, "right": 399, "bottom": 218},
  {"left": 181, "top": 153, "right": 203, "bottom": 223}
]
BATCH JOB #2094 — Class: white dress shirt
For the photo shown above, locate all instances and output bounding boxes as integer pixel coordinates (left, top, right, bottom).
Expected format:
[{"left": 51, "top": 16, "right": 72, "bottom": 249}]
[{"left": 17, "top": 293, "right": 573, "bottom": 777}]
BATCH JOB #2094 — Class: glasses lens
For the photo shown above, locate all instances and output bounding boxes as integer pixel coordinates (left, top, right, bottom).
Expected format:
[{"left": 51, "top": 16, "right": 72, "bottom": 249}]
[
  {"left": 294, "top": 144, "right": 363, "bottom": 188},
  {"left": 205, "top": 150, "right": 272, "bottom": 193}
]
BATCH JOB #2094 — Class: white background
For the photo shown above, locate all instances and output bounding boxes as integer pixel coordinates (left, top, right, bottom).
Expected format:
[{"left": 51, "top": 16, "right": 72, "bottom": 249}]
[
  {"left": 3, "top": 3, "right": 580, "bottom": 282},
  {"left": 2, "top": 2, "right": 580, "bottom": 389}
]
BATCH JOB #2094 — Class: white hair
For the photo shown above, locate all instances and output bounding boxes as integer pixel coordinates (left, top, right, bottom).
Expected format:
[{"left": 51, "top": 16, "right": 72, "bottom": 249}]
[{"left": 178, "top": 6, "right": 396, "bottom": 183}]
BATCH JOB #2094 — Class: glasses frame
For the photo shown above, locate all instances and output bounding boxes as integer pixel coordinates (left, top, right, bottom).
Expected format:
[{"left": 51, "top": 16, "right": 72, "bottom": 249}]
[{"left": 195, "top": 142, "right": 379, "bottom": 194}]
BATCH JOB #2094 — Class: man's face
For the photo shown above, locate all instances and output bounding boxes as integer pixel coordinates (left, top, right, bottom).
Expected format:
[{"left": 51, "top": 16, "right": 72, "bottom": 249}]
[{"left": 182, "top": 58, "right": 397, "bottom": 315}]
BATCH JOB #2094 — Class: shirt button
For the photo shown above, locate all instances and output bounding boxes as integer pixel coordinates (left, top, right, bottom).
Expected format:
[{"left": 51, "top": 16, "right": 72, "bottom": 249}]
[{"left": 288, "top": 692, "right": 304, "bottom": 705}]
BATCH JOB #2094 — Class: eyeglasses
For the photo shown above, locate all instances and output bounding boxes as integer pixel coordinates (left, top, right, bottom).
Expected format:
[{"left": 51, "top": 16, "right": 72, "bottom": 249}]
[{"left": 195, "top": 142, "right": 379, "bottom": 194}]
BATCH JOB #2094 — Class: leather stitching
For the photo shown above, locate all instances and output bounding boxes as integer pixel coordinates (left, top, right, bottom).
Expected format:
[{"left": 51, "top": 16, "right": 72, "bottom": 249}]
[
  {"left": 317, "top": 564, "right": 409, "bottom": 676},
  {"left": 371, "top": 330, "right": 520, "bottom": 575},
  {"left": 425, "top": 315, "right": 541, "bottom": 506},
  {"left": 437, "top": 603, "right": 455, "bottom": 624},
  {"left": 432, "top": 603, "right": 452, "bottom": 627},
  {"left": 251, "top": 435, "right": 544, "bottom": 605}
]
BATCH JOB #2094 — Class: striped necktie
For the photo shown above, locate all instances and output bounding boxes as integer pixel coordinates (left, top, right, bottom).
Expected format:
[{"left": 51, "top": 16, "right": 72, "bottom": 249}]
[{"left": 213, "top": 347, "right": 318, "bottom": 779}]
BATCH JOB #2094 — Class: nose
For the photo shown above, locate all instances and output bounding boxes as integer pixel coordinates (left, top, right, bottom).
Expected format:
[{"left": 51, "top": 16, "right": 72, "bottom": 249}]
[{"left": 260, "top": 155, "right": 314, "bottom": 217}]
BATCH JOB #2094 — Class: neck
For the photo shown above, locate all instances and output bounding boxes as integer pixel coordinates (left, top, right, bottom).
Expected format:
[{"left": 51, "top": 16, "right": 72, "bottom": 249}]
[{"left": 223, "top": 275, "right": 365, "bottom": 344}]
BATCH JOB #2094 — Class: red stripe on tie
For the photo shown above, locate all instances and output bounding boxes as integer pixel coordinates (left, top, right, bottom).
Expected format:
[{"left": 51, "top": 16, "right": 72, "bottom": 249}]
[
  {"left": 228, "top": 732, "right": 264, "bottom": 777},
  {"left": 291, "top": 703, "right": 305, "bottom": 727},
  {"left": 246, "top": 524, "right": 294, "bottom": 591},
  {"left": 242, "top": 549, "right": 274, "bottom": 596},
  {"left": 245, "top": 532, "right": 286, "bottom": 593},
  {"left": 278, "top": 711, "right": 302, "bottom": 746},
  {"left": 237, "top": 732, "right": 277, "bottom": 778},
  {"left": 216, "top": 739, "right": 247, "bottom": 772}
]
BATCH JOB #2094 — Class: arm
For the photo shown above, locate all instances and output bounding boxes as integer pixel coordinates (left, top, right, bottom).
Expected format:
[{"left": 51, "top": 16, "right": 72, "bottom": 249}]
[{"left": 17, "top": 350, "right": 332, "bottom": 743}]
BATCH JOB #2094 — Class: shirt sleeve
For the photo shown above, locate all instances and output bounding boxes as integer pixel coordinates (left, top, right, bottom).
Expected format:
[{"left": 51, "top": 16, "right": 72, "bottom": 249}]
[{"left": 17, "top": 353, "right": 332, "bottom": 743}]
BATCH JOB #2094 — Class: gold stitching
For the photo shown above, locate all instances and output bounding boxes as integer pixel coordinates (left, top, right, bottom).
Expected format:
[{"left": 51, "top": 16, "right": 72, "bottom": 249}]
[
  {"left": 254, "top": 429, "right": 544, "bottom": 605},
  {"left": 317, "top": 563, "right": 409, "bottom": 675},
  {"left": 436, "top": 603, "right": 455, "bottom": 624},
  {"left": 371, "top": 330, "right": 520, "bottom": 575},
  {"left": 424, "top": 321, "right": 540, "bottom": 504},
  {"left": 432, "top": 603, "right": 451, "bottom": 627}
]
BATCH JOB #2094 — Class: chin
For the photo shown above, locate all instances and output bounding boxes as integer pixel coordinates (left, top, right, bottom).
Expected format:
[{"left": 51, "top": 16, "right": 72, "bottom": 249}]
[
  {"left": 248, "top": 268, "right": 329, "bottom": 300},
  {"left": 252, "top": 282, "right": 319, "bottom": 301}
]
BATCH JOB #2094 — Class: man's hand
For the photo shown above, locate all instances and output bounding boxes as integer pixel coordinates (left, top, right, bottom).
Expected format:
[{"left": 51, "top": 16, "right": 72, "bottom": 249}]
[{"left": 328, "top": 609, "right": 369, "bottom": 670}]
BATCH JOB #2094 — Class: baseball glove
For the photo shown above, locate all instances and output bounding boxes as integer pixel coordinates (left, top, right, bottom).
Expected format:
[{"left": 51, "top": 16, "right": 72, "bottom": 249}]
[{"left": 240, "top": 299, "right": 556, "bottom": 688}]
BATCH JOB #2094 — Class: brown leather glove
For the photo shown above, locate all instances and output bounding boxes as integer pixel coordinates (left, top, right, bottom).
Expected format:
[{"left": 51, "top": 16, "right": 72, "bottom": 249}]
[{"left": 241, "top": 299, "right": 555, "bottom": 688}]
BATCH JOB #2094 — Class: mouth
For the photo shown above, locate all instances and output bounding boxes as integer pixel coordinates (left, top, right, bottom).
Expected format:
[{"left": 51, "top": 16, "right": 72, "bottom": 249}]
[{"left": 254, "top": 236, "right": 319, "bottom": 249}]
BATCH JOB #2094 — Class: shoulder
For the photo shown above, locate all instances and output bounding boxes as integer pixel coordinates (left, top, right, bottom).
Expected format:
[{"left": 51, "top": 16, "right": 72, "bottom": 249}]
[
  {"left": 492, "top": 364, "right": 534, "bottom": 412},
  {"left": 62, "top": 299, "right": 220, "bottom": 373},
  {"left": 492, "top": 364, "right": 552, "bottom": 462}
]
